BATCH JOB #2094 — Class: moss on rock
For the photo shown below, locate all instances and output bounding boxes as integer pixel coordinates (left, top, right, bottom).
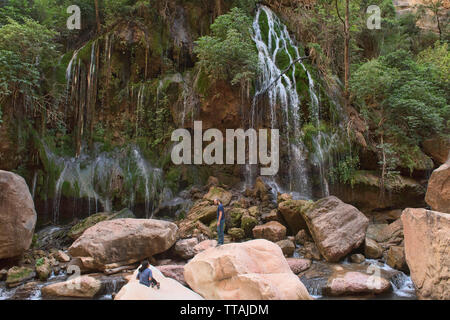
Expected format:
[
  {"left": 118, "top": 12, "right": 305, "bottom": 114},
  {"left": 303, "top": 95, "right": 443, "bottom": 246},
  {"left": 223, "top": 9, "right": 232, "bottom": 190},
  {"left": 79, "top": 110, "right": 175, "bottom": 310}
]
[
  {"left": 68, "top": 213, "right": 110, "bottom": 240},
  {"left": 6, "top": 266, "right": 35, "bottom": 287},
  {"left": 228, "top": 227, "right": 245, "bottom": 241},
  {"left": 241, "top": 214, "right": 258, "bottom": 237}
]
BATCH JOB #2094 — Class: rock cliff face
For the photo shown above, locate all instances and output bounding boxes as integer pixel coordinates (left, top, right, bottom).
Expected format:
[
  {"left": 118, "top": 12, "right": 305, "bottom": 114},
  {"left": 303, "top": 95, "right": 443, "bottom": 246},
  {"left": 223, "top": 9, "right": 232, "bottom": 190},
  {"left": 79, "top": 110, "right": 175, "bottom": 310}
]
[{"left": 393, "top": 0, "right": 450, "bottom": 32}]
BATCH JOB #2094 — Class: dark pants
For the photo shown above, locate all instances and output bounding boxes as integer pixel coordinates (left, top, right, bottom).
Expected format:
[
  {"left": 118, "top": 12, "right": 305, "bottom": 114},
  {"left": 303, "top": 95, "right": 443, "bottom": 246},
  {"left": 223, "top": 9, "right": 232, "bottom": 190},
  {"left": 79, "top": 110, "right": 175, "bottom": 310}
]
[
  {"left": 217, "top": 219, "right": 225, "bottom": 245},
  {"left": 139, "top": 278, "right": 159, "bottom": 288},
  {"left": 150, "top": 278, "right": 159, "bottom": 287}
]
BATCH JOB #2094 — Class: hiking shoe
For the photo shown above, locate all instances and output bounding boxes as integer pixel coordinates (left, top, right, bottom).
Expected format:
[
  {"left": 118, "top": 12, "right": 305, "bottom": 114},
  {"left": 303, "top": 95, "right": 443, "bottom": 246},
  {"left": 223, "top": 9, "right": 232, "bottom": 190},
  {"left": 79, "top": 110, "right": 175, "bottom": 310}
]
[{"left": 157, "top": 283, "right": 160, "bottom": 289}]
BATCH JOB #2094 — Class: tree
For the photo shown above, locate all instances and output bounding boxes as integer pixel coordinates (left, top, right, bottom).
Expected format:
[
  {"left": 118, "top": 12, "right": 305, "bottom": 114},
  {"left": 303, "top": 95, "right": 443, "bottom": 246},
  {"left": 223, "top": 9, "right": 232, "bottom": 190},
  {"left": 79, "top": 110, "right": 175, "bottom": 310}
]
[
  {"left": 0, "top": 18, "right": 60, "bottom": 128},
  {"left": 351, "top": 49, "right": 449, "bottom": 187},
  {"left": 193, "top": 7, "right": 258, "bottom": 90},
  {"left": 417, "top": 41, "right": 450, "bottom": 86},
  {"left": 94, "top": 0, "right": 101, "bottom": 33},
  {"left": 335, "top": 0, "right": 351, "bottom": 107},
  {"left": 419, "top": 0, "right": 448, "bottom": 42}
]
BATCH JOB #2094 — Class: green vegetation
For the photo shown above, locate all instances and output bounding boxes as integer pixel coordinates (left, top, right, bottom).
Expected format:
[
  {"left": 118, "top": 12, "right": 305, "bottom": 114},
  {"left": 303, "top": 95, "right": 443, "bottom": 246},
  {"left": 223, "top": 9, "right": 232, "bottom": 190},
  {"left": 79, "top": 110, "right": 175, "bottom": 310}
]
[
  {"left": 35, "top": 257, "right": 45, "bottom": 267},
  {"left": 194, "top": 7, "right": 258, "bottom": 87},
  {"left": 0, "top": 0, "right": 448, "bottom": 211},
  {"left": 5, "top": 266, "right": 34, "bottom": 284},
  {"left": 293, "top": 0, "right": 448, "bottom": 183},
  {"left": 329, "top": 154, "right": 360, "bottom": 186},
  {"left": 351, "top": 48, "right": 449, "bottom": 167},
  {"left": 0, "top": 18, "right": 60, "bottom": 105}
]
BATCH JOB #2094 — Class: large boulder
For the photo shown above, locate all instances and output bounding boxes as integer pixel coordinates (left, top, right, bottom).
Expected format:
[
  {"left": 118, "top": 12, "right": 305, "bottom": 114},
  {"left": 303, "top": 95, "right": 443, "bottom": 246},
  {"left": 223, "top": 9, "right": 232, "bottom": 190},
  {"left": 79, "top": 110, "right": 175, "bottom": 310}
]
[
  {"left": 68, "top": 209, "right": 136, "bottom": 240},
  {"left": 278, "top": 199, "right": 312, "bottom": 234},
  {"left": 422, "top": 136, "right": 450, "bottom": 165},
  {"left": 157, "top": 265, "right": 186, "bottom": 286},
  {"left": 300, "top": 261, "right": 397, "bottom": 298},
  {"left": 68, "top": 219, "right": 177, "bottom": 271},
  {"left": 68, "top": 212, "right": 110, "bottom": 240},
  {"left": 41, "top": 275, "right": 102, "bottom": 298},
  {"left": 0, "top": 170, "right": 37, "bottom": 259},
  {"left": 252, "top": 221, "right": 286, "bottom": 242},
  {"left": 176, "top": 220, "right": 212, "bottom": 239},
  {"left": 115, "top": 266, "right": 203, "bottom": 300},
  {"left": 401, "top": 208, "right": 450, "bottom": 299},
  {"left": 185, "top": 200, "right": 218, "bottom": 224},
  {"left": 425, "top": 160, "right": 450, "bottom": 213},
  {"left": 173, "top": 238, "right": 199, "bottom": 260},
  {"left": 203, "top": 186, "right": 232, "bottom": 206},
  {"left": 183, "top": 239, "right": 312, "bottom": 300},
  {"left": 301, "top": 196, "right": 369, "bottom": 262}
]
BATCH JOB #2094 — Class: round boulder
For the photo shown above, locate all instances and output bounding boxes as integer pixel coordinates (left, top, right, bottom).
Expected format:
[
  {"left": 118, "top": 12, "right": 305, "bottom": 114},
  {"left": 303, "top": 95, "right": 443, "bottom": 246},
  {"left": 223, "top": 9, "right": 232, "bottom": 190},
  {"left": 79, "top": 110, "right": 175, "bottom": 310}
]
[
  {"left": 68, "top": 218, "right": 177, "bottom": 271},
  {"left": 0, "top": 170, "right": 37, "bottom": 259},
  {"left": 252, "top": 221, "right": 286, "bottom": 242},
  {"left": 184, "top": 239, "right": 312, "bottom": 300}
]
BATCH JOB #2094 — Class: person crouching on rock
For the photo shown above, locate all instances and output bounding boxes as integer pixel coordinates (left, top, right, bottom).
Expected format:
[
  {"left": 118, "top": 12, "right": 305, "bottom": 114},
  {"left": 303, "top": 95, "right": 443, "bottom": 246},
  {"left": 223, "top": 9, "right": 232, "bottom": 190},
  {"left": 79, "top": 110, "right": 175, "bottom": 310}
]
[
  {"left": 137, "top": 260, "right": 160, "bottom": 289},
  {"left": 214, "top": 198, "right": 225, "bottom": 246}
]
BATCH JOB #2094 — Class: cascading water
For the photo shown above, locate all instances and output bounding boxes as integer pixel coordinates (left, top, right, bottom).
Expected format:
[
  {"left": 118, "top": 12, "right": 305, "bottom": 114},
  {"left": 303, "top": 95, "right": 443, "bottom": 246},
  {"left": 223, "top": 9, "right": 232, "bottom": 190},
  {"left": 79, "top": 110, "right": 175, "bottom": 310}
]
[
  {"left": 249, "top": 6, "right": 345, "bottom": 198},
  {"left": 157, "top": 72, "right": 198, "bottom": 128},
  {"left": 43, "top": 142, "right": 166, "bottom": 224},
  {"left": 307, "top": 71, "right": 330, "bottom": 197},
  {"left": 250, "top": 6, "right": 315, "bottom": 197}
]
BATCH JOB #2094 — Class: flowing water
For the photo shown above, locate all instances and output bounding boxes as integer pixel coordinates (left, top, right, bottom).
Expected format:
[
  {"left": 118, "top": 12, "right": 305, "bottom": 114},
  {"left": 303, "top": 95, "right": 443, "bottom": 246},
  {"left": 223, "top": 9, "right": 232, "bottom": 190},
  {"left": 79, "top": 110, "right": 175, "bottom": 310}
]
[
  {"left": 41, "top": 143, "right": 167, "bottom": 224},
  {"left": 249, "top": 5, "right": 338, "bottom": 198}
]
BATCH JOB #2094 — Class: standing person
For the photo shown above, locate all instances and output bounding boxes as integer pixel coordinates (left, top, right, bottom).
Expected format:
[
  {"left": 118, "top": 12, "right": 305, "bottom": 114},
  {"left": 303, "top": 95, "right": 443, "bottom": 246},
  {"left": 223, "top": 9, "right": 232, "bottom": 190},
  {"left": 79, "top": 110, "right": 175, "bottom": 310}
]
[
  {"left": 136, "top": 260, "right": 160, "bottom": 289},
  {"left": 214, "top": 198, "right": 225, "bottom": 246}
]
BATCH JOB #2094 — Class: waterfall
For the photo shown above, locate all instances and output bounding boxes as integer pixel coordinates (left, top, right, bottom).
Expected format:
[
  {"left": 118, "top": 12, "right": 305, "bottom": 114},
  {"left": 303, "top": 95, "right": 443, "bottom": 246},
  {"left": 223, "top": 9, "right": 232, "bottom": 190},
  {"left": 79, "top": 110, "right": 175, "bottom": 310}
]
[
  {"left": 131, "top": 146, "right": 165, "bottom": 218},
  {"left": 45, "top": 143, "right": 165, "bottom": 224},
  {"left": 251, "top": 6, "right": 314, "bottom": 197},
  {"left": 157, "top": 72, "right": 198, "bottom": 128},
  {"left": 306, "top": 67, "right": 330, "bottom": 197},
  {"left": 136, "top": 83, "right": 145, "bottom": 137}
]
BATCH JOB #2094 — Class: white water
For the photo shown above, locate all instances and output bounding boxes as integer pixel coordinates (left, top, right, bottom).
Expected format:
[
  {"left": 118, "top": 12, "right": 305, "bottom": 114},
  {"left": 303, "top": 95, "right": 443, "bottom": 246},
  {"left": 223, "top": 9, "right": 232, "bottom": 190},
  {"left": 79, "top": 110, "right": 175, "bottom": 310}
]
[
  {"left": 250, "top": 6, "right": 323, "bottom": 198},
  {"left": 365, "top": 259, "right": 416, "bottom": 298},
  {"left": 44, "top": 143, "right": 165, "bottom": 223}
]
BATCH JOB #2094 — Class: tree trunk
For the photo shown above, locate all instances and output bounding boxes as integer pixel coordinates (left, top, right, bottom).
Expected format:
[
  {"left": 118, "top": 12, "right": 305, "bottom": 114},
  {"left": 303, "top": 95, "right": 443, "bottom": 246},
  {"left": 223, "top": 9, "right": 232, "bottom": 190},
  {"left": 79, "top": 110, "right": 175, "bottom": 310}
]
[{"left": 94, "top": 0, "right": 101, "bottom": 33}]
